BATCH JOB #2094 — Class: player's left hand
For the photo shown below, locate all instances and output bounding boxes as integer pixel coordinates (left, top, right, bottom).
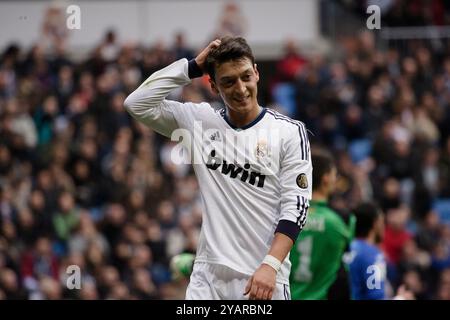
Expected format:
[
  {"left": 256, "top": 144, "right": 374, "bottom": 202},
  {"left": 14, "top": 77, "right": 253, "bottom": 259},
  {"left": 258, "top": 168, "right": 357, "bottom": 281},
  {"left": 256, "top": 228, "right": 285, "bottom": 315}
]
[{"left": 244, "top": 264, "right": 277, "bottom": 300}]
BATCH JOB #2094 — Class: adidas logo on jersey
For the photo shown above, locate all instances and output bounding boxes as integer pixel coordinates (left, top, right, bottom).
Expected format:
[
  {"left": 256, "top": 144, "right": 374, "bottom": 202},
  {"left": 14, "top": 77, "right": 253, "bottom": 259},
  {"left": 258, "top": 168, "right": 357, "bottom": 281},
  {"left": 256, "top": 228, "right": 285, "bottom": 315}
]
[
  {"left": 206, "top": 149, "right": 266, "bottom": 188},
  {"left": 209, "top": 131, "right": 221, "bottom": 141}
]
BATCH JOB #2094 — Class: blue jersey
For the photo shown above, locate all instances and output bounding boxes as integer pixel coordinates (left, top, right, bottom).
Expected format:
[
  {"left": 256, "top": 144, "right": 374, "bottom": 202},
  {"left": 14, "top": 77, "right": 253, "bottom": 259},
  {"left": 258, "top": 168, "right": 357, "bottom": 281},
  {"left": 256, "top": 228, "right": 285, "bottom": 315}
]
[{"left": 346, "top": 239, "right": 386, "bottom": 300}]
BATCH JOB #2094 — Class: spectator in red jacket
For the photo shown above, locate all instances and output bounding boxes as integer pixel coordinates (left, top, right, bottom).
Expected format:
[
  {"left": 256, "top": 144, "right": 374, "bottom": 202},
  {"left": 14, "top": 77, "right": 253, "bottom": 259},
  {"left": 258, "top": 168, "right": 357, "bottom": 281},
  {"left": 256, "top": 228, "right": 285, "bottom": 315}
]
[{"left": 20, "top": 236, "right": 59, "bottom": 293}]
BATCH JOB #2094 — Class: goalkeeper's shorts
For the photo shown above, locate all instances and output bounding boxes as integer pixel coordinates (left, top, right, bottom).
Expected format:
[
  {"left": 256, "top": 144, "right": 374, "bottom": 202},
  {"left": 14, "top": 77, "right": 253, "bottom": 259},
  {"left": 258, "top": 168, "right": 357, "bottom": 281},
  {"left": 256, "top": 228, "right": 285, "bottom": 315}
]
[{"left": 185, "top": 262, "right": 291, "bottom": 300}]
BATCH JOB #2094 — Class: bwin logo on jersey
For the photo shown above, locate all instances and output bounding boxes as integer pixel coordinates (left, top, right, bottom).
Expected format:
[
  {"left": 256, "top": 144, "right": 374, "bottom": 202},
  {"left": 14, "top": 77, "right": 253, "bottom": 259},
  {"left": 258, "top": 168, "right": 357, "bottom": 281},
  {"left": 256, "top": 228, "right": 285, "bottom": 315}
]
[{"left": 206, "top": 149, "right": 266, "bottom": 188}]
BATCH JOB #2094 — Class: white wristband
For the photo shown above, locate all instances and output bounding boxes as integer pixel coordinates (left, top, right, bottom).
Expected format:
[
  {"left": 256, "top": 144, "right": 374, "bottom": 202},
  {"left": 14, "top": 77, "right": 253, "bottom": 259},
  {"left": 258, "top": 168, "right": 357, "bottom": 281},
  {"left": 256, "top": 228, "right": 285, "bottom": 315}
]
[{"left": 262, "top": 255, "right": 282, "bottom": 272}]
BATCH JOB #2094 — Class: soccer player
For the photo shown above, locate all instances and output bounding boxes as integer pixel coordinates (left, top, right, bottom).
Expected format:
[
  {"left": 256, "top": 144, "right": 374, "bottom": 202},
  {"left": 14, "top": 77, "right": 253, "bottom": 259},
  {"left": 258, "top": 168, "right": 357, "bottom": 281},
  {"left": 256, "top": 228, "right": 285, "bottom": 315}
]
[
  {"left": 124, "top": 37, "right": 312, "bottom": 300},
  {"left": 289, "top": 151, "right": 355, "bottom": 299},
  {"left": 346, "top": 202, "right": 386, "bottom": 300}
]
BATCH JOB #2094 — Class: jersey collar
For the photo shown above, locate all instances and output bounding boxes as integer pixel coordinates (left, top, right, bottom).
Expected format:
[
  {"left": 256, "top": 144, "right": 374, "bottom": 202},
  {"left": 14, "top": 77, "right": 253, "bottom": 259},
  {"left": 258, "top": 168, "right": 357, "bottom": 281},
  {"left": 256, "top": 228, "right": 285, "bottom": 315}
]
[{"left": 223, "top": 107, "right": 267, "bottom": 131}]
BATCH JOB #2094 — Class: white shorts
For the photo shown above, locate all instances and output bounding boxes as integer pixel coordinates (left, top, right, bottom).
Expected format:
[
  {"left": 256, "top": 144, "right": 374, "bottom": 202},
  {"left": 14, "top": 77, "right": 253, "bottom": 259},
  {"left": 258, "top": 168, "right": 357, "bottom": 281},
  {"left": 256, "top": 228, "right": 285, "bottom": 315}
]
[{"left": 185, "top": 262, "right": 291, "bottom": 300}]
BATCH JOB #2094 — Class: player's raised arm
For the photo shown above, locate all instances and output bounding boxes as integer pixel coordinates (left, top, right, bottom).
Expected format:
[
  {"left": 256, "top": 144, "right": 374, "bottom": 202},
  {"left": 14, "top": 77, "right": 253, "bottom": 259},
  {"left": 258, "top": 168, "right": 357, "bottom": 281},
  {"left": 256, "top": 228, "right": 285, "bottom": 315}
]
[{"left": 123, "top": 39, "right": 221, "bottom": 137}]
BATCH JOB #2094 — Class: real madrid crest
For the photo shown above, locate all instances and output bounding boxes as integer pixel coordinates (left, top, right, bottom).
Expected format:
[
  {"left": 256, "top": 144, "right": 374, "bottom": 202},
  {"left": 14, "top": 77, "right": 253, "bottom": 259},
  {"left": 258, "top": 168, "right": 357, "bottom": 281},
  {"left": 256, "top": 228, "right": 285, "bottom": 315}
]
[
  {"left": 296, "top": 173, "right": 308, "bottom": 189},
  {"left": 255, "top": 140, "right": 273, "bottom": 168},
  {"left": 255, "top": 140, "right": 268, "bottom": 159}
]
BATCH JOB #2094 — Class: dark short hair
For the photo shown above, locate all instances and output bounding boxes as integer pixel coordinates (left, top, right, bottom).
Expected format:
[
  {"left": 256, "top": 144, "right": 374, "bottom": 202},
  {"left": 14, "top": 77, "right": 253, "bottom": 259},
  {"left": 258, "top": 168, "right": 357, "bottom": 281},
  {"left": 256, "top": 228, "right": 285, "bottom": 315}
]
[
  {"left": 353, "top": 202, "right": 382, "bottom": 238},
  {"left": 205, "top": 36, "right": 255, "bottom": 82},
  {"left": 311, "top": 151, "right": 335, "bottom": 191}
]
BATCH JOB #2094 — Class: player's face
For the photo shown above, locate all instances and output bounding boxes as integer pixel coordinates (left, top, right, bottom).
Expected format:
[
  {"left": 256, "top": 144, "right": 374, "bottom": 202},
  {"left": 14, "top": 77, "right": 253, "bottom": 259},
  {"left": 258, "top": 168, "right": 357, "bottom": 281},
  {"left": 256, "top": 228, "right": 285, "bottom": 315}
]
[
  {"left": 210, "top": 57, "right": 260, "bottom": 115},
  {"left": 326, "top": 167, "right": 337, "bottom": 195}
]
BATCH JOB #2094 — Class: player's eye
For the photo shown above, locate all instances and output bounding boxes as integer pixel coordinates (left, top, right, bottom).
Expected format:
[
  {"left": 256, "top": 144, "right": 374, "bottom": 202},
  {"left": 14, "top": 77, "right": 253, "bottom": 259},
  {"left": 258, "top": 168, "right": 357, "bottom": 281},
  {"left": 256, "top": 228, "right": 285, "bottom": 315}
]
[
  {"left": 242, "top": 75, "right": 251, "bottom": 81},
  {"left": 223, "top": 80, "right": 234, "bottom": 87}
]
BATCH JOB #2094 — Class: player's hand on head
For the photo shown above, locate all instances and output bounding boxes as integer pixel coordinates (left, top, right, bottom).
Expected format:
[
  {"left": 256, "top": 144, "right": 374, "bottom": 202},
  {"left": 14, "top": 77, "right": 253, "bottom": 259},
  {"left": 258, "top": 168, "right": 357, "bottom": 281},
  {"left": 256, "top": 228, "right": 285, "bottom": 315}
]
[
  {"left": 244, "top": 264, "right": 276, "bottom": 300},
  {"left": 195, "top": 39, "right": 221, "bottom": 72}
]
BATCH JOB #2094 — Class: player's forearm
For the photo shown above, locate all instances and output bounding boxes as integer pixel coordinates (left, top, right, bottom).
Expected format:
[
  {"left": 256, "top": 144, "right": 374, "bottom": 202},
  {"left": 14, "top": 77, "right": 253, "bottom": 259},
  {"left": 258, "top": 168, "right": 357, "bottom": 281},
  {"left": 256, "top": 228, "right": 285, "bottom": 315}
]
[
  {"left": 123, "top": 58, "right": 191, "bottom": 115},
  {"left": 266, "top": 232, "right": 295, "bottom": 264}
]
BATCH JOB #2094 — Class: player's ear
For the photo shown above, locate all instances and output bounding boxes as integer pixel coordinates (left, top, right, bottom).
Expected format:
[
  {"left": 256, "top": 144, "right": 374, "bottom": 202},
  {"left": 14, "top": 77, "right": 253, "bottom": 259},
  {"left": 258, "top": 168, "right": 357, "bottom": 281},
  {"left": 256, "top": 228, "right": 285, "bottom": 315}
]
[
  {"left": 254, "top": 63, "right": 260, "bottom": 82},
  {"left": 209, "top": 78, "right": 219, "bottom": 94}
]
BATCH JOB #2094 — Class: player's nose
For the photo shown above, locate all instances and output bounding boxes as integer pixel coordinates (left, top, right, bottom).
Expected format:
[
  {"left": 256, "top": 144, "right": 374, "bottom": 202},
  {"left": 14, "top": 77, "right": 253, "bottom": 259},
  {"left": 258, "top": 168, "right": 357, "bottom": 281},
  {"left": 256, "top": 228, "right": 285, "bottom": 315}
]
[{"left": 235, "top": 79, "right": 246, "bottom": 95}]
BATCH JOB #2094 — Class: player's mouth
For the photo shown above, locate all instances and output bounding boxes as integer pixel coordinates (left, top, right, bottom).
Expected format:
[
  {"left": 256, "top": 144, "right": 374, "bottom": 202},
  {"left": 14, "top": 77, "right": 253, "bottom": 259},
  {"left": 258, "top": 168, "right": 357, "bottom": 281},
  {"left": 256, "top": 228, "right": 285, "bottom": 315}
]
[{"left": 233, "top": 95, "right": 250, "bottom": 104}]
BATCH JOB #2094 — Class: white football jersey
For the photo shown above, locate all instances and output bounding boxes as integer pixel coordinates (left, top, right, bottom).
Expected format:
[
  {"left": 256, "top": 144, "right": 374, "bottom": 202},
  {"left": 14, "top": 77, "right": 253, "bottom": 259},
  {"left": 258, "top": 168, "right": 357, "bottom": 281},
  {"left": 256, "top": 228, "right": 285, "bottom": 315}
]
[{"left": 124, "top": 58, "right": 312, "bottom": 284}]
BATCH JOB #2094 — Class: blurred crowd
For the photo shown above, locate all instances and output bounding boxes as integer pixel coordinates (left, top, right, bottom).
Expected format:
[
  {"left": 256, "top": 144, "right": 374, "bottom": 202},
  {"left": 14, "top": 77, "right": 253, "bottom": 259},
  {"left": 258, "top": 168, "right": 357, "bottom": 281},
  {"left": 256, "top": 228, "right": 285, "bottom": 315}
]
[
  {"left": 0, "top": 29, "right": 204, "bottom": 299},
  {"left": 1, "top": 3, "right": 450, "bottom": 300},
  {"left": 271, "top": 29, "right": 450, "bottom": 299},
  {"left": 339, "top": 0, "right": 450, "bottom": 26}
]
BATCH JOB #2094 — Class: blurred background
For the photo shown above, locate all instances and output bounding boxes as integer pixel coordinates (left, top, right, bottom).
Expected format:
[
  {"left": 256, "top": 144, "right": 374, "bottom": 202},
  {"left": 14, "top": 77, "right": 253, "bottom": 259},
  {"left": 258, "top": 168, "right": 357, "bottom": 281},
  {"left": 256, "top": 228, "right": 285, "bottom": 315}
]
[{"left": 0, "top": 0, "right": 450, "bottom": 300}]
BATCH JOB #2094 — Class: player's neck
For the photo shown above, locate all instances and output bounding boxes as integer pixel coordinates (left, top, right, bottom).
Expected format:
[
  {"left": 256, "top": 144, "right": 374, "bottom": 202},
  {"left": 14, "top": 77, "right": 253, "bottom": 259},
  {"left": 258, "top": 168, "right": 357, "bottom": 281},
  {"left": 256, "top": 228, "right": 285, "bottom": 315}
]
[
  {"left": 366, "top": 232, "right": 377, "bottom": 245},
  {"left": 226, "top": 104, "right": 262, "bottom": 128}
]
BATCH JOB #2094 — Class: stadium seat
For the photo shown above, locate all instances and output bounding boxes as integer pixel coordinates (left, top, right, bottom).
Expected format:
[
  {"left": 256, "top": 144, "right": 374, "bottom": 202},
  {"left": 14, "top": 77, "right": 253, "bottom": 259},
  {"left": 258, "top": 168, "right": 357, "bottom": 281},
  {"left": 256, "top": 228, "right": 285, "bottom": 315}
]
[
  {"left": 432, "top": 198, "right": 450, "bottom": 224},
  {"left": 273, "top": 83, "right": 296, "bottom": 118},
  {"left": 348, "top": 139, "right": 372, "bottom": 164}
]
